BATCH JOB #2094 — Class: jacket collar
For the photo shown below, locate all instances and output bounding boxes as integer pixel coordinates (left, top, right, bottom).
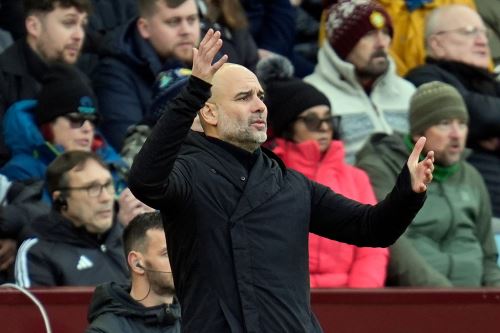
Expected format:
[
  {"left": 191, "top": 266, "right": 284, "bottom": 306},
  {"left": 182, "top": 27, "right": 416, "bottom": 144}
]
[
  {"left": 114, "top": 18, "right": 186, "bottom": 76},
  {"left": 184, "top": 132, "right": 287, "bottom": 220},
  {"left": 425, "top": 57, "right": 494, "bottom": 78},
  {"left": 316, "top": 42, "right": 398, "bottom": 92},
  {"left": 23, "top": 39, "right": 49, "bottom": 83},
  {"left": 0, "top": 39, "right": 46, "bottom": 82},
  {"left": 27, "top": 210, "right": 122, "bottom": 248},
  {"left": 185, "top": 132, "right": 287, "bottom": 179},
  {"left": 88, "top": 282, "right": 181, "bottom": 326},
  {"left": 274, "top": 138, "right": 345, "bottom": 164}
]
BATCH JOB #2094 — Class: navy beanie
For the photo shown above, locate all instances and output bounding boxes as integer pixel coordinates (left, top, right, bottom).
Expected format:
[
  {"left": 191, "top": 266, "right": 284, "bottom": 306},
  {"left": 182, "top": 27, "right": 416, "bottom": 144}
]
[
  {"left": 35, "top": 63, "right": 98, "bottom": 125},
  {"left": 257, "top": 55, "right": 330, "bottom": 137}
]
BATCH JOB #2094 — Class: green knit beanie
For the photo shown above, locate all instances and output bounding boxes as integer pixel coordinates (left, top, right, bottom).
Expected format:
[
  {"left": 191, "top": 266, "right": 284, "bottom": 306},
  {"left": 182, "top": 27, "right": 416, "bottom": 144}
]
[{"left": 409, "top": 81, "right": 469, "bottom": 135}]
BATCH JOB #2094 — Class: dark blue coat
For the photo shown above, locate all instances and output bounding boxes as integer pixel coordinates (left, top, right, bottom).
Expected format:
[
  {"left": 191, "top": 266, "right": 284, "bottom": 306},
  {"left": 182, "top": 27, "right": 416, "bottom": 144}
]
[{"left": 92, "top": 18, "right": 184, "bottom": 150}]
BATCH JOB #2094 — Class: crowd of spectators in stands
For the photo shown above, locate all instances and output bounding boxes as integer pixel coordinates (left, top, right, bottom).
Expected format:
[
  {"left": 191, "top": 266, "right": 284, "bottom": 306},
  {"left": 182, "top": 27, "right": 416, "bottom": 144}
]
[{"left": 0, "top": 0, "right": 500, "bottom": 330}]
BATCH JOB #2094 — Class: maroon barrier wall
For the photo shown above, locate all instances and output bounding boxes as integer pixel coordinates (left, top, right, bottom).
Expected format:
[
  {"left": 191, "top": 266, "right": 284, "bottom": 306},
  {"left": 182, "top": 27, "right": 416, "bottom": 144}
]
[
  {"left": 311, "top": 288, "right": 500, "bottom": 333},
  {"left": 0, "top": 286, "right": 94, "bottom": 333},
  {"left": 1, "top": 287, "right": 500, "bottom": 333}
]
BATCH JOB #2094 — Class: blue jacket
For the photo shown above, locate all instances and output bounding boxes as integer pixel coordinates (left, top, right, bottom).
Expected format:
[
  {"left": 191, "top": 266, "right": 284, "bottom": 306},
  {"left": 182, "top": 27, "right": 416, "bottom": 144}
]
[
  {"left": 241, "top": 0, "right": 296, "bottom": 57},
  {"left": 0, "top": 100, "right": 128, "bottom": 200},
  {"left": 92, "top": 18, "right": 185, "bottom": 150}
]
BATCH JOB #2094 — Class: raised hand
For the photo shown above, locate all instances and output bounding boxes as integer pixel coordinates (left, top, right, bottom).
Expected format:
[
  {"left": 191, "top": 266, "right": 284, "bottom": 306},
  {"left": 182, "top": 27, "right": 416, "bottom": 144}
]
[
  {"left": 407, "top": 137, "right": 434, "bottom": 193},
  {"left": 192, "top": 29, "right": 228, "bottom": 84},
  {"left": 117, "top": 188, "right": 155, "bottom": 226}
]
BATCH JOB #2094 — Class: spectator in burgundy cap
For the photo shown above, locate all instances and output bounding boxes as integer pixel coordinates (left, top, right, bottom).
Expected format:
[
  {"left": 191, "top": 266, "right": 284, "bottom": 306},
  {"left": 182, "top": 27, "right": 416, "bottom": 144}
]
[{"left": 305, "top": 0, "right": 415, "bottom": 164}]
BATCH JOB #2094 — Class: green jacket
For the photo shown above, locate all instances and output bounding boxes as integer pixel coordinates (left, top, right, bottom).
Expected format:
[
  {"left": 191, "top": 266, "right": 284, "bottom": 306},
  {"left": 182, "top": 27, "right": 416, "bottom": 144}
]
[{"left": 356, "top": 132, "right": 500, "bottom": 287}]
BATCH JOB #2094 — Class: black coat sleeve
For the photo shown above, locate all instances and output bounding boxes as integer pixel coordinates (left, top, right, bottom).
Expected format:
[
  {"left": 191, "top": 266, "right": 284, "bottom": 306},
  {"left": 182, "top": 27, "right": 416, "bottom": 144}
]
[
  {"left": 128, "top": 76, "right": 211, "bottom": 209},
  {"left": 309, "top": 164, "right": 426, "bottom": 247}
]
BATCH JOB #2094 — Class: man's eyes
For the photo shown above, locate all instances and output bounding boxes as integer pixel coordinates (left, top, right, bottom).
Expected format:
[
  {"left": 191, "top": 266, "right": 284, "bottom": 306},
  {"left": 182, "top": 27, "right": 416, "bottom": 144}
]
[
  {"left": 166, "top": 16, "right": 199, "bottom": 26},
  {"left": 62, "top": 19, "right": 78, "bottom": 27}
]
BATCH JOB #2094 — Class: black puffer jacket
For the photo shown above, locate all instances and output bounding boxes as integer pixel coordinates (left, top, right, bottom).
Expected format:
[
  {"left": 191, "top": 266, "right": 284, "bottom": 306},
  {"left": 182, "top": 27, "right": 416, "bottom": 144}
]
[{"left": 86, "top": 282, "right": 181, "bottom": 333}]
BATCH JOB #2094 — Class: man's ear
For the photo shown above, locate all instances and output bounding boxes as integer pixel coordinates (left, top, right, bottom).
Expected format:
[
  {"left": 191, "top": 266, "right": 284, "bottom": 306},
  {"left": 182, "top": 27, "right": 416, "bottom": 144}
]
[
  {"left": 427, "top": 35, "right": 443, "bottom": 58},
  {"left": 199, "top": 103, "right": 218, "bottom": 126},
  {"left": 128, "top": 251, "right": 144, "bottom": 274},
  {"left": 51, "top": 190, "right": 61, "bottom": 202},
  {"left": 137, "top": 17, "right": 150, "bottom": 39},
  {"left": 25, "top": 15, "right": 42, "bottom": 39}
]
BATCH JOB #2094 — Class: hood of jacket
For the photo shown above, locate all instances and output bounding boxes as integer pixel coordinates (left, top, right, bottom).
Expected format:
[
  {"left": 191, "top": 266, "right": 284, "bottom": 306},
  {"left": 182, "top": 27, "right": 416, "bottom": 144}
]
[
  {"left": 106, "top": 18, "right": 185, "bottom": 77},
  {"left": 3, "top": 99, "right": 47, "bottom": 155},
  {"left": 180, "top": 131, "right": 288, "bottom": 179},
  {"left": 313, "top": 42, "right": 400, "bottom": 93},
  {"left": 357, "top": 131, "right": 472, "bottom": 171},
  {"left": 272, "top": 138, "right": 347, "bottom": 178},
  {"left": 357, "top": 132, "right": 408, "bottom": 169},
  {"left": 87, "top": 282, "right": 181, "bottom": 326},
  {"left": 25, "top": 210, "right": 123, "bottom": 248}
]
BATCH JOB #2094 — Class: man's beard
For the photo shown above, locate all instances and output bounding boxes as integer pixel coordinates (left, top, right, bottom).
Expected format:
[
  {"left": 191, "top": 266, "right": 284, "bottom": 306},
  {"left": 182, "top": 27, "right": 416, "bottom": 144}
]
[
  {"left": 150, "top": 278, "right": 176, "bottom": 297},
  {"left": 37, "top": 39, "right": 78, "bottom": 64},
  {"left": 355, "top": 50, "right": 389, "bottom": 81},
  {"left": 146, "top": 270, "right": 175, "bottom": 297},
  {"left": 435, "top": 142, "right": 464, "bottom": 167},
  {"left": 218, "top": 112, "right": 267, "bottom": 152}
]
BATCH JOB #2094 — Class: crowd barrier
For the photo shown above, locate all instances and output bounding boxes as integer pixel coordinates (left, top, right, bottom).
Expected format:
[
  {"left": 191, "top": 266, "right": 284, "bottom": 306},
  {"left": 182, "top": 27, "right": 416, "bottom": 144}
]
[{"left": 1, "top": 286, "right": 500, "bottom": 333}]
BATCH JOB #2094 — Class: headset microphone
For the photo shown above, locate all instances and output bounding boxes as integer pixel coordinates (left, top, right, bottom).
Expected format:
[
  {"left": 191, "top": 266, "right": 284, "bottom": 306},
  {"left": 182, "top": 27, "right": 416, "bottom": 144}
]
[{"left": 136, "top": 262, "right": 172, "bottom": 274}]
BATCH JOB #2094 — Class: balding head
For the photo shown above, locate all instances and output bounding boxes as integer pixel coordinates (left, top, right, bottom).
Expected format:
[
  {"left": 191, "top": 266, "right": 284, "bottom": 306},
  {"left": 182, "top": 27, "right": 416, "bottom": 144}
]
[
  {"left": 425, "top": 5, "right": 490, "bottom": 69},
  {"left": 209, "top": 63, "right": 256, "bottom": 101},
  {"left": 198, "top": 63, "right": 267, "bottom": 152}
]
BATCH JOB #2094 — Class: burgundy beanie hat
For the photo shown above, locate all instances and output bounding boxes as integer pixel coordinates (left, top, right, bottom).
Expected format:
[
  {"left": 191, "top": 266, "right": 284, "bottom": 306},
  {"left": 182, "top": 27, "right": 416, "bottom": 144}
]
[{"left": 326, "top": 0, "right": 393, "bottom": 59}]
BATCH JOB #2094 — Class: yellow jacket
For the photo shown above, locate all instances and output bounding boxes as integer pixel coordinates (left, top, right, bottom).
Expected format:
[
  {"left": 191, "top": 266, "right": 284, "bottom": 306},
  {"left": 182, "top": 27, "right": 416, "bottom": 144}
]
[{"left": 378, "top": 0, "right": 476, "bottom": 76}]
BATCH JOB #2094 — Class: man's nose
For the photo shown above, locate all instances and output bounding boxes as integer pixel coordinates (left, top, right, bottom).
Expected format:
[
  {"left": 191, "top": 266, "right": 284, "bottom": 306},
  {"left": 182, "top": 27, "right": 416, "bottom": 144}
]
[
  {"left": 73, "top": 24, "right": 85, "bottom": 40},
  {"left": 373, "top": 30, "right": 389, "bottom": 48},
  {"left": 253, "top": 97, "right": 266, "bottom": 113},
  {"left": 449, "top": 123, "right": 464, "bottom": 138},
  {"left": 80, "top": 120, "right": 94, "bottom": 132},
  {"left": 179, "top": 19, "right": 194, "bottom": 34}
]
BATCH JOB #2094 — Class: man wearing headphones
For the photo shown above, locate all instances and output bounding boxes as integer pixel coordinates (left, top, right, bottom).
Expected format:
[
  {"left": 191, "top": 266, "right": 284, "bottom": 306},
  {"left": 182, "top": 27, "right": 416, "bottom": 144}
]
[
  {"left": 14, "top": 150, "right": 129, "bottom": 287},
  {"left": 86, "top": 211, "right": 180, "bottom": 333}
]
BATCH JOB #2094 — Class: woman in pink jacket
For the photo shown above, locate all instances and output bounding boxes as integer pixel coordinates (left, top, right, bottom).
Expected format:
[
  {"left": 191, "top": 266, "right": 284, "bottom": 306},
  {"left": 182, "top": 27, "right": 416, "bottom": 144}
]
[{"left": 258, "top": 57, "right": 388, "bottom": 287}]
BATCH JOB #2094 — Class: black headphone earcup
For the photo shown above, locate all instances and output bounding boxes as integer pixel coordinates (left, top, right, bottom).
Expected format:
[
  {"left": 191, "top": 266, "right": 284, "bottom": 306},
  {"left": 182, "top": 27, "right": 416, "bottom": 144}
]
[{"left": 54, "top": 196, "right": 68, "bottom": 211}]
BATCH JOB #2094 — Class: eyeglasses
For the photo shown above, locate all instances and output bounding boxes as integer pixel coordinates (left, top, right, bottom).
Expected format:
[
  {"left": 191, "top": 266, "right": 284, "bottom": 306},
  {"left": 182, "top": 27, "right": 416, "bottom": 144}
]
[
  {"left": 434, "top": 25, "right": 489, "bottom": 39},
  {"left": 64, "top": 112, "right": 99, "bottom": 129},
  {"left": 59, "top": 180, "right": 115, "bottom": 197},
  {"left": 295, "top": 114, "right": 341, "bottom": 132}
]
